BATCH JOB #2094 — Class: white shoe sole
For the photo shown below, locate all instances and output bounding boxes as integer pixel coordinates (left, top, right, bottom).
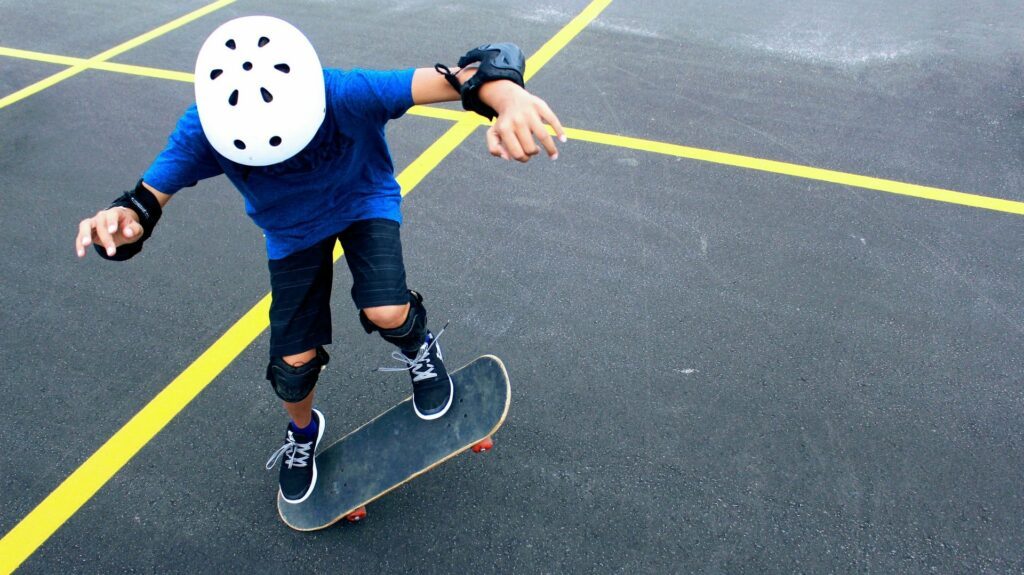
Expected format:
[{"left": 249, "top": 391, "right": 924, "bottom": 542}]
[{"left": 413, "top": 377, "right": 454, "bottom": 421}]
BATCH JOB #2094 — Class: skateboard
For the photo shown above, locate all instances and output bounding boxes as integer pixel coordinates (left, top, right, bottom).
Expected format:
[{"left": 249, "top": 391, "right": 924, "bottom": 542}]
[{"left": 277, "top": 354, "right": 510, "bottom": 531}]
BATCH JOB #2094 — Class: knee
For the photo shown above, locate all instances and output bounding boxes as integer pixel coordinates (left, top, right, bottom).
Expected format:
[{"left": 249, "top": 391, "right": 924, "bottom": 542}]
[
  {"left": 283, "top": 348, "right": 317, "bottom": 367},
  {"left": 361, "top": 304, "right": 410, "bottom": 330},
  {"left": 266, "top": 347, "right": 330, "bottom": 403}
]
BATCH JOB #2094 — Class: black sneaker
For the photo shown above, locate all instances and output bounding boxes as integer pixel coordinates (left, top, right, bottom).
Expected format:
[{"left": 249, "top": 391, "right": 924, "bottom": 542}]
[
  {"left": 265, "top": 408, "right": 325, "bottom": 504},
  {"left": 381, "top": 329, "right": 454, "bottom": 420},
  {"left": 408, "top": 331, "right": 455, "bottom": 420}
]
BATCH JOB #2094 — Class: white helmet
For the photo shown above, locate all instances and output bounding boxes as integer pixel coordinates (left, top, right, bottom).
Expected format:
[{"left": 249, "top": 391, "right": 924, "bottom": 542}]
[{"left": 194, "top": 16, "right": 326, "bottom": 166}]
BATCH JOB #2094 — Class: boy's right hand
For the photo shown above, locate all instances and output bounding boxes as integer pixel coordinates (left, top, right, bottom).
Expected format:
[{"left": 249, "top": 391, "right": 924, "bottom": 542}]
[{"left": 76, "top": 207, "right": 143, "bottom": 258}]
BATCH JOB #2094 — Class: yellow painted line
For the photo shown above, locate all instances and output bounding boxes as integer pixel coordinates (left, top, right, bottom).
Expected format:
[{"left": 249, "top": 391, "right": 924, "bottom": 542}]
[
  {"left": 0, "top": 47, "right": 195, "bottom": 83},
  {"left": 0, "top": 297, "right": 270, "bottom": 575},
  {"left": 397, "top": 120, "right": 483, "bottom": 195},
  {"left": 524, "top": 0, "right": 613, "bottom": 82},
  {"left": 0, "top": 47, "right": 82, "bottom": 67},
  {"left": 564, "top": 127, "right": 1024, "bottom": 216},
  {"left": 3, "top": 5, "right": 1019, "bottom": 217},
  {"left": 92, "top": 61, "right": 194, "bottom": 83},
  {"left": 0, "top": 1, "right": 613, "bottom": 573},
  {"left": 0, "top": 65, "right": 83, "bottom": 110},
  {"left": 0, "top": 47, "right": 466, "bottom": 114},
  {"left": 0, "top": 0, "right": 231, "bottom": 111},
  {"left": 407, "top": 104, "right": 472, "bottom": 123},
  {"left": 89, "top": 1, "right": 234, "bottom": 63}
]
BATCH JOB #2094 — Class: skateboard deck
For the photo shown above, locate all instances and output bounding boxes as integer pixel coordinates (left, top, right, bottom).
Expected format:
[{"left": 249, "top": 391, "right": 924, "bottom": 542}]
[{"left": 277, "top": 354, "right": 510, "bottom": 531}]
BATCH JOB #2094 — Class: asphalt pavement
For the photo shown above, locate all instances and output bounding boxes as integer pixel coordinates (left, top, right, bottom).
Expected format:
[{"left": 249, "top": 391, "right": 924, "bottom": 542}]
[{"left": 1, "top": 1, "right": 1022, "bottom": 573}]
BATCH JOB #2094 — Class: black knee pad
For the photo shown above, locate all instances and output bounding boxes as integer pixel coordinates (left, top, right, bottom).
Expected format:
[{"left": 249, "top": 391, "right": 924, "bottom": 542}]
[
  {"left": 266, "top": 346, "right": 330, "bottom": 403},
  {"left": 359, "top": 290, "right": 427, "bottom": 353}
]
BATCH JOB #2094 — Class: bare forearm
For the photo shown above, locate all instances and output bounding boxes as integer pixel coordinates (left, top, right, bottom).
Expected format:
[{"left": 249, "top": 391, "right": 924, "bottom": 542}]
[
  {"left": 141, "top": 181, "right": 172, "bottom": 207},
  {"left": 410, "top": 66, "right": 478, "bottom": 105}
]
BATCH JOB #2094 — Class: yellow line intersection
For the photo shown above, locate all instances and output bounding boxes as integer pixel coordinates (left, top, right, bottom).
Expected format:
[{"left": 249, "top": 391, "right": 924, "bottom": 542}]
[
  {"left": 0, "top": 0, "right": 232, "bottom": 110},
  {"left": 2, "top": 41, "right": 1021, "bottom": 217},
  {"left": 0, "top": 47, "right": 195, "bottom": 82}
]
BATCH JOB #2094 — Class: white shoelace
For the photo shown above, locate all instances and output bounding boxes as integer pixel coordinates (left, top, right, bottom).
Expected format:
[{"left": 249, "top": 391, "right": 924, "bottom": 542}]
[
  {"left": 265, "top": 431, "right": 313, "bottom": 470},
  {"left": 376, "top": 323, "right": 448, "bottom": 382}
]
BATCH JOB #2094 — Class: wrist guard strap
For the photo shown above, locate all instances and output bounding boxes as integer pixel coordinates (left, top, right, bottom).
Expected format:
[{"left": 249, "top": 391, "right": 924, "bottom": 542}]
[
  {"left": 95, "top": 180, "right": 163, "bottom": 261},
  {"left": 435, "top": 43, "right": 525, "bottom": 120}
]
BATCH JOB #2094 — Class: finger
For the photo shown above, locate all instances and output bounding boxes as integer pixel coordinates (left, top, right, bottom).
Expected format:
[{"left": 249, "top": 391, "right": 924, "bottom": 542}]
[
  {"left": 103, "top": 209, "right": 120, "bottom": 236},
  {"left": 499, "top": 123, "right": 527, "bottom": 162},
  {"left": 76, "top": 219, "right": 96, "bottom": 257},
  {"left": 485, "top": 126, "right": 504, "bottom": 159},
  {"left": 494, "top": 136, "right": 511, "bottom": 160},
  {"left": 117, "top": 207, "right": 136, "bottom": 227},
  {"left": 117, "top": 208, "right": 140, "bottom": 240},
  {"left": 93, "top": 211, "right": 117, "bottom": 257},
  {"left": 536, "top": 99, "right": 567, "bottom": 143},
  {"left": 530, "top": 115, "right": 559, "bottom": 159},
  {"left": 489, "top": 126, "right": 511, "bottom": 160},
  {"left": 123, "top": 220, "right": 143, "bottom": 241},
  {"left": 514, "top": 123, "right": 539, "bottom": 162}
]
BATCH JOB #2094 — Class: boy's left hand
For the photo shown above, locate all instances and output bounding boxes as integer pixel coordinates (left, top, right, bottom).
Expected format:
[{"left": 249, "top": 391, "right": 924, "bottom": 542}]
[{"left": 480, "top": 81, "right": 566, "bottom": 162}]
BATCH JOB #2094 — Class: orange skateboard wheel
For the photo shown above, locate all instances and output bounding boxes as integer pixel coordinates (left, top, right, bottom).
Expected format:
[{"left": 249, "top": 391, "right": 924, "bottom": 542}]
[{"left": 345, "top": 507, "right": 367, "bottom": 523}]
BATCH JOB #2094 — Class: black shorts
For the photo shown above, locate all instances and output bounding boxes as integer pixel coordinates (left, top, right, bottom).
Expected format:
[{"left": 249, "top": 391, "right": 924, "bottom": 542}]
[{"left": 267, "top": 218, "right": 408, "bottom": 357}]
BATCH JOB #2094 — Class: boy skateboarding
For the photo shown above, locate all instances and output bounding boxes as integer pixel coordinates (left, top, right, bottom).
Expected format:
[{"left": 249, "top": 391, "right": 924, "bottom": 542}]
[{"left": 73, "top": 16, "right": 564, "bottom": 505}]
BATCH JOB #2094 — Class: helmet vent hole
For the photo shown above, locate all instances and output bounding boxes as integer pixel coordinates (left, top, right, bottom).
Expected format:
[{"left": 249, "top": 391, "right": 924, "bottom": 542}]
[
  {"left": 233, "top": 140, "right": 246, "bottom": 150},
  {"left": 269, "top": 136, "right": 282, "bottom": 147},
  {"left": 228, "top": 90, "right": 239, "bottom": 106},
  {"left": 210, "top": 69, "right": 223, "bottom": 80},
  {"left": 274, "top": 63, "right": 290, "bottom": 74},
  {"left": 258, "top": 36, "right": 270, "bottom": 48},
  {"left": 242, "top": 61, "right": 253, "bottom": 71},
  {"left": 260, "top": 87, "right": 273, "bottom": 103},
  {"left": 225, "top": 39, "right": 236, "bottom": 50}
]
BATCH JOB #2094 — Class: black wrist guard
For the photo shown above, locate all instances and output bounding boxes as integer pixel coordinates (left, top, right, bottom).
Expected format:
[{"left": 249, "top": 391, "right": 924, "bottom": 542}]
[
  {"left": 95, "top": 179, "right": 163, "bottom": 261},
  {"left": 435, "top": 42, "right": 526, "bottom": 120}
]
